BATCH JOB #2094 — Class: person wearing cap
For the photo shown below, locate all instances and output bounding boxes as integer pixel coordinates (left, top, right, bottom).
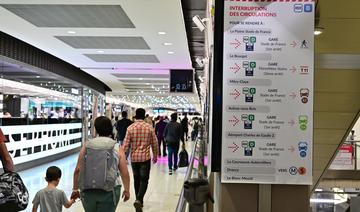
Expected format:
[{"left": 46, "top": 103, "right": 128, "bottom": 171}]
[
  {"left": 0, "top": 128, "right": 14, "bottom": 172},
  {"left": 123, "top": 108, "right": 158, "bottom": 212}
]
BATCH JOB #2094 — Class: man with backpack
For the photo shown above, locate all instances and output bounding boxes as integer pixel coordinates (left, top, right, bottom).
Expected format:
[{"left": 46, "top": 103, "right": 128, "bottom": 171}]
[
  {"left": 71, "top": 116, "right": 130, "bottom": 212},
  {"left": 123, "top": 108, "right": 158, "bottom": 212}
]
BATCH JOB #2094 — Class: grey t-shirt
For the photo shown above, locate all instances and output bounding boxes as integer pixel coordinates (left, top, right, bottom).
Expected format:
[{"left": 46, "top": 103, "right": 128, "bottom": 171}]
[{"left": 32, "top": 187, "right": 69, "bottom": 212}]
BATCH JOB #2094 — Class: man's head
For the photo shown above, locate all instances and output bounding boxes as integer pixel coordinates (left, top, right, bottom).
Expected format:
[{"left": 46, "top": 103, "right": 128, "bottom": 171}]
[
  {"left": 95, "top": 116, "right": 113, "bottom": 137},
  {"left": 171, "top": 113, "right": 177, "bottom": 121},
  {"left": 135, "top": 108, "right": 146, "bottom": 120},
  {"left": 122, "top": 111, "right": 128, "bottom": 118},
  {"left": 46, "top": 166, "right": 62, "bottom": 185}
]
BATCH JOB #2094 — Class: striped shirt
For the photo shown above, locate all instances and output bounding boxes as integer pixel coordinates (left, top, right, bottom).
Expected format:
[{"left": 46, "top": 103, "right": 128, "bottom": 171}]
[{"left": 123, "top": 120, "right": 158, "bottom": 162}]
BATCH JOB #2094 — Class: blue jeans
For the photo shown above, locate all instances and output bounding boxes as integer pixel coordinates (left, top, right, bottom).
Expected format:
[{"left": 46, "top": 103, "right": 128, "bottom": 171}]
[{"left": 168, "top": 146, "right": 179, "bottom": 170}]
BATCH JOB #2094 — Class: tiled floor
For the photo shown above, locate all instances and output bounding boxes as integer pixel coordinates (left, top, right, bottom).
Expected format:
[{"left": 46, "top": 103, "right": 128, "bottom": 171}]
[{"left": 20, "top": 144, "right": 191, "bottom": 212}]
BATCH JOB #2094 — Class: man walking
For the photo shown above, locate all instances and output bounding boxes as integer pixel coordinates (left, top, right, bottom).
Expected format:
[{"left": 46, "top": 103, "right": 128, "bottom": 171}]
[
  {"left": 155, "top": 116, "right": 167, "bottom": 157},
  {"left": 116, "top": 111, "right": 133, "bottom": 159},
  {"left": 164, "top": 113, "right": 183, "bottom": 175},
  {"left": 181, "top": 114, "right": 189, "bottom": 142},
  {"left": 123, "top": 108, "right": 158, "bottom": 211}
]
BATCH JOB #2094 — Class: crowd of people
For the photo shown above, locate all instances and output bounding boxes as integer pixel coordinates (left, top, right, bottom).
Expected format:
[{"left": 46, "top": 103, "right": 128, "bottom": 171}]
[{"left": 0, "top": 108, "right": 201, "bottom": 212}]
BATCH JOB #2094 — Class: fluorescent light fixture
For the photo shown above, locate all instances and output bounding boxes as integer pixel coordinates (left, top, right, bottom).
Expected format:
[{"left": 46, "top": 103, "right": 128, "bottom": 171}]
[
  {"left": 314, "top": 27, "right": 324, "bottom": 35},
  {"left": 139, "top": 78, "right": 143, "bottom": 80},
  {"left": 97, "top": 50, "right": 105, "bottom": 53},
  {"left": 67, "top": 30, "right": 76, "bottom": 34},
  {"left": 168, "top": 51, "right": 175, "bottom": 54},
  {"left": 158, "top": 31, "right": 166, "bottom": 35},
  {"left": 310, "top": 198, "right": 346, "bottom": 204},
  {"left": 36, "top": 76, "right": 40, "bottom": 78},
  {"left": 146, "top": 83, "right": 150, "bottom": 85},
  {"left": 163, "top": 42, "right": 173, "bottom": 46},
  {"left": 20, "top": 81, "right": 23, "bottom": 83},
  {"left": 48, "top": 81, "right": 51, "bottom": 83}
]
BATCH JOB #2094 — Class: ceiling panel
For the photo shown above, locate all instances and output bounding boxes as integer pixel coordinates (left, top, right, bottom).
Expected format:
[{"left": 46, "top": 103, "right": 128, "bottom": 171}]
[
  {"left": 1, "top": 4, "right": 135, "bottom": 28},
  {"left": 111, "top": 73, "right": 169, "bottom": 79},
  {"left": 84, "top": 54, "right": 160, "bottom": 63},
  {"left": 119, "top": 79, "right": 168, "bottom": 84},
  {"left": 55, "top": 36, "right": 150, "bottom": 49}
]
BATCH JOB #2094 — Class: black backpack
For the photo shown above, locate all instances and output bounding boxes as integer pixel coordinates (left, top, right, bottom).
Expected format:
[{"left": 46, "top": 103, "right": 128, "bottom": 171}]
[
  {"left": 178, "top": 148, "right": 189, "bottom": 167},
  {"left": 0, "top": 172, "right": 29, "bottom": 211}
]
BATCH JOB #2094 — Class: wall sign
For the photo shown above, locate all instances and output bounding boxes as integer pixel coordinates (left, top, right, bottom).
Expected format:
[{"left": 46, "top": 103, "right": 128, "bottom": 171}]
[
  {"left": 0, "top": 123, "right": 82, "bottom": 167},
  {"left": 221, "top": 0, "right": 314, "bottom": 184}
]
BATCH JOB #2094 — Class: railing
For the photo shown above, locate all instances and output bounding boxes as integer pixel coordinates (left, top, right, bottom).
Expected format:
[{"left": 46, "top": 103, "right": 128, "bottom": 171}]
[
  {"left": 175, "top": 138, "right": 199, "bottom": 212},
  {"left": 176, "top": 124, "right": 207, "bottom": 212}
]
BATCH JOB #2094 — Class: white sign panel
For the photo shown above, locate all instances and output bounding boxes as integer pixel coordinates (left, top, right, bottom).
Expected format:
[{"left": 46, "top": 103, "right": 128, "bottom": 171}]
[
  {"left": 221, "top": 0, "right": 314, "bottom": 184},
  {"left": 0, "top": 123, "right": 82, "bottom": 167}
]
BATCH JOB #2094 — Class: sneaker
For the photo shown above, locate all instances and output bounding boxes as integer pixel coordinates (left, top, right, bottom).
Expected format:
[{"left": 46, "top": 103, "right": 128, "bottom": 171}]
[
  {"left": 169, "top": 170, "right": 173, "bottom": 175},
  {"left": 134, "top": 200, "right": 143, "bottom": 212}
]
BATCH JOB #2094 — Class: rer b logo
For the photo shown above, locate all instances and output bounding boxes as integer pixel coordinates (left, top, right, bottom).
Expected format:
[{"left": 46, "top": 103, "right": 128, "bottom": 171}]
[{"left": 294, "top": 4, "right": 303, "bottom": 13}]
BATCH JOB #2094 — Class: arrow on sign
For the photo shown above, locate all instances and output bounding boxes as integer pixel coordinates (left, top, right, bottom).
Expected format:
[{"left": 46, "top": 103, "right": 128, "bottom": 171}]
[
  {"left": 288, "top": 146, "right": 295, "bottom": 153},
  {"left": 230, "top": 63, "right": 241, "bottom": 74},
  {"left": 289, "top": 92, "right": 297, "bottom": 99},
  {"left": 289, "top": 66, "right": 297, "bottom": 73},
  {"left": 230, "top": 89, "right": 241, "bottom": 100},
  {"left": 230, "top": 39, "right": 241, "bottom": 49},
  {"left": 290, "top": 41, "right": 297, "bottom": 48},
  {"left": 228, "top": 142, "right": 239, "bottom": 153},
  {"left": 229, "top": 116, "right": 240, "bottom": 126},
  {"left": 288, "top": 119, "right": 295, "bottom": 126}
]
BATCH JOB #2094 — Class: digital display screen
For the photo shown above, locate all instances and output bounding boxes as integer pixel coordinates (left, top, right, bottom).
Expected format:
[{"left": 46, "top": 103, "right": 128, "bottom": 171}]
[{"left": 170, "top": 69, "right": 193, "bottom": 93}]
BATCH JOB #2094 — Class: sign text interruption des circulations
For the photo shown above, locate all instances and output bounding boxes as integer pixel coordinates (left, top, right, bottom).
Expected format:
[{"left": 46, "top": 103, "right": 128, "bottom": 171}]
[{"left": 229, "top": 6, "right": 277, "bottom": 17}]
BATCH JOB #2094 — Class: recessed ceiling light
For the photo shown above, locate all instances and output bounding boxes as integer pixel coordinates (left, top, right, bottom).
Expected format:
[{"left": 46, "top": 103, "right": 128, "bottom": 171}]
[
  {"left": 67, "top": 30, "right": 76, "bottom": 34},
  {"left": 20, "top": 81, "right": 23, "bottom": 83},
  {"left": 158, "top": 31, "right": 166, "bottom": 35},
  {"left": 168, "top": 51, "right": 175, "bottom": 54},
  {"left": 97, "top": 50, "right": 104, "bottom": 53},
  {"left": 48, "top": 81, "right": 51, "bottom": 83},
  {"left": 163, "top": 42, "right": 173, "bottom": 46},
  {"left": 146, "top": 83, "right": 150, "bottom": 85},
  {"left": 36, "top": 76, "right": 40, "bottom": 78}
]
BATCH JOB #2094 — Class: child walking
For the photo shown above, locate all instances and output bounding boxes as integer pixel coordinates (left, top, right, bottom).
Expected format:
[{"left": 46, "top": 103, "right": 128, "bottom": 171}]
[{"left": 32, "top": 166, "right": 75, "bottom": 212}]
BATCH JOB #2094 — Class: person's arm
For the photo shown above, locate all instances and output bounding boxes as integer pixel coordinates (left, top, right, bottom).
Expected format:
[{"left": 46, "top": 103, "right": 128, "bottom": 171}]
[
  {"left": 32, "top": 204, "right": 38, "bottom": 212},
  {"left": 118, "top": 147, "right": 130, "bottom": 202},
  {"left": 64, "top": 199, "right": 75, "bottom": 208},
  {"left": 155, "top": 123, "right": 159, "bottom": 135},
  {"left": 150, "top": 129, "right": 158, "bottom": 163},
  {"left": 163, "top": 124, "right": 168, "bottom": 138},
  {"left": 62, "top": 190, "right": 75, "bottom": 208},
  {"left": 123, "top": 130, "right": 131, "bottom": 153},
  {"left": 0, "top": 142, "right": 14, "bottom": 172},
  {"left": 179, "top": 125, "right": 184, "bottom": 143},
  {"left": 71, "top": 144, "right": 86, "bottom": 200},
  {"left": 32, "top": 192, "right": 40, "bottom": 212}
]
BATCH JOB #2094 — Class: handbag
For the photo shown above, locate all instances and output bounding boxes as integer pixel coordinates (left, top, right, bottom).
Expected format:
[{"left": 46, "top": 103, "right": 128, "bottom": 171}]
[
  {"left": 178, "top": 146, "right": 189, "bottom": 168},
  {"left": 0, "top": 172, "right": 29, "bottom": 211}
]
